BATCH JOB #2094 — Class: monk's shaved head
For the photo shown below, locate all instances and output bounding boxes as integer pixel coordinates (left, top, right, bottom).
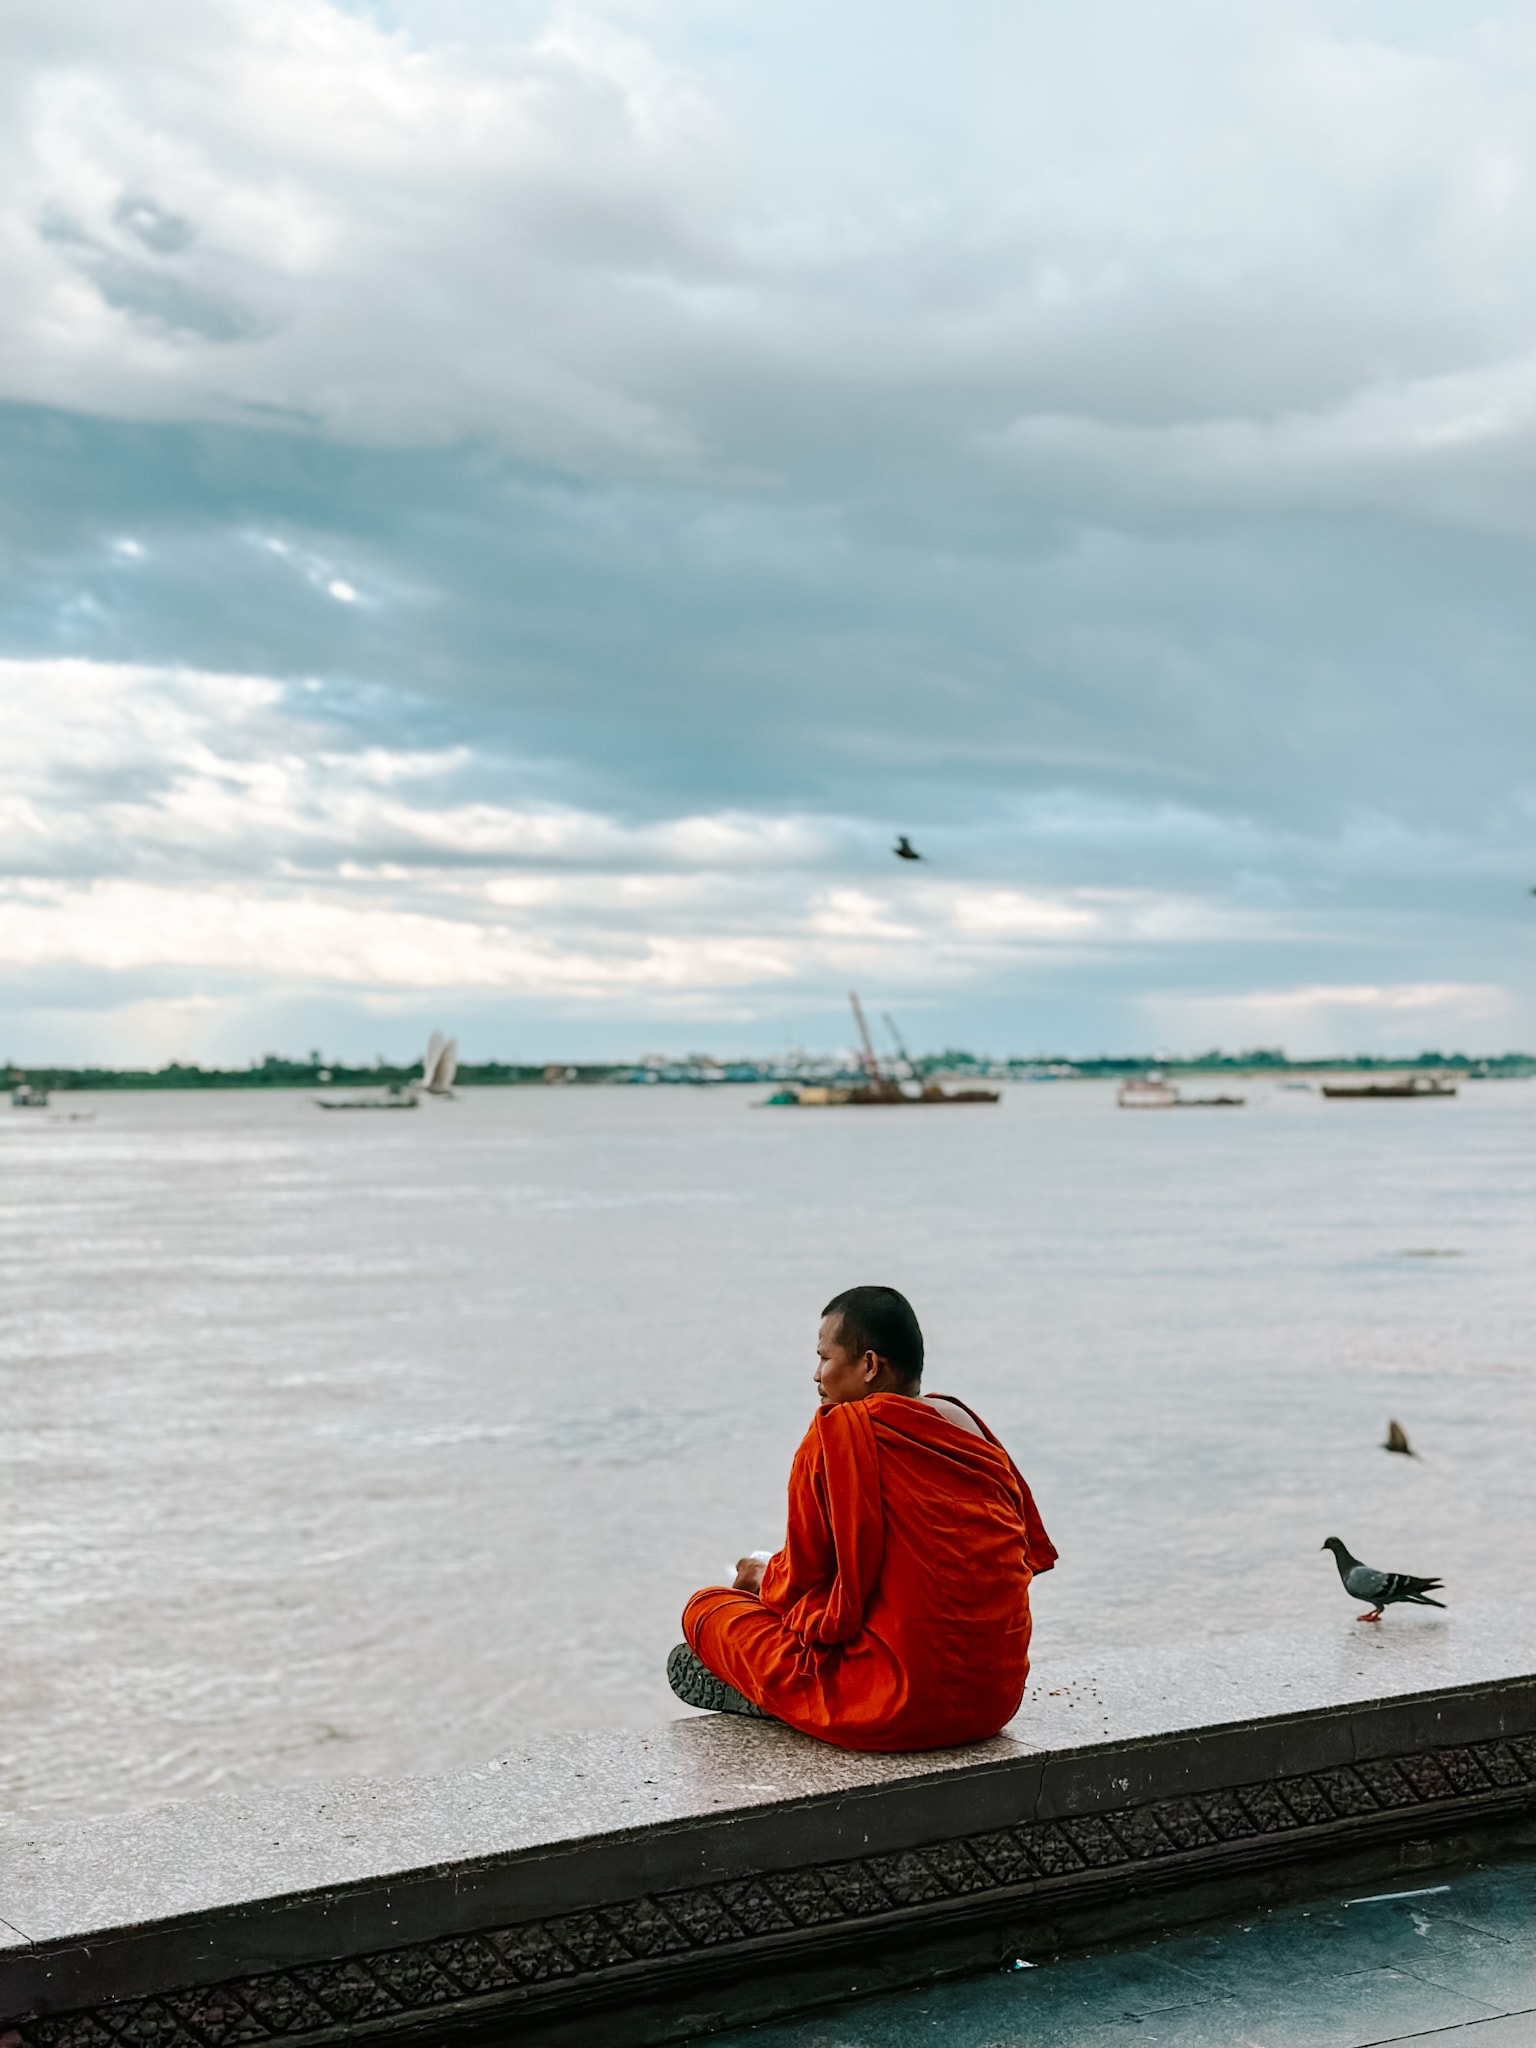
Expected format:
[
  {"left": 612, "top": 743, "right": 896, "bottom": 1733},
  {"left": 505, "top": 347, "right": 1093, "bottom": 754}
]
[{"left": 821, "top": 1285, "right": 923, "bottom": 1389}]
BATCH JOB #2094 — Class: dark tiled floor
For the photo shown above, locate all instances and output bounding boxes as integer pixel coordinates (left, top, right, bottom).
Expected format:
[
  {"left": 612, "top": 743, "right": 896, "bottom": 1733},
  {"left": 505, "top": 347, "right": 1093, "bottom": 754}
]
[{"left": 707, "top": 1857, "right": 1536, "bottom": 2047}]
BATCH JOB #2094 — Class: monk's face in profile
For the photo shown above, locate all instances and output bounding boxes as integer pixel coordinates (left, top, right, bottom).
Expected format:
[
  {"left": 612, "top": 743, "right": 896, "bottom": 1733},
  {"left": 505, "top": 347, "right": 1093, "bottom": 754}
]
[{"left": 815, "top": 1313, "right": 911, "bottom": 1407}]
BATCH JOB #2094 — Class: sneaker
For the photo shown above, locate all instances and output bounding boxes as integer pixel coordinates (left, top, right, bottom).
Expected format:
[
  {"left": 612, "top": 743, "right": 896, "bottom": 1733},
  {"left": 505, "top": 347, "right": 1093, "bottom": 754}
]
[{"left": 666, "top": 1643, "right": 775, "bottom": 1719}]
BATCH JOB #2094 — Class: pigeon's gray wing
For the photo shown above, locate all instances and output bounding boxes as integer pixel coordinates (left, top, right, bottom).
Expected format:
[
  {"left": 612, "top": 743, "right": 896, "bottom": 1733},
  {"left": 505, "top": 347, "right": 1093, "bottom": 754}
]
[
  {"left": 1345, "top": 1563, "right": 1444, "bottom": 1607},
  {"left": 1374, "top": 1571, "right": 1444, "bottom": 1606},
  {"left": 1344, "top": 1564, "right": 1392, "bottom": 1601}
]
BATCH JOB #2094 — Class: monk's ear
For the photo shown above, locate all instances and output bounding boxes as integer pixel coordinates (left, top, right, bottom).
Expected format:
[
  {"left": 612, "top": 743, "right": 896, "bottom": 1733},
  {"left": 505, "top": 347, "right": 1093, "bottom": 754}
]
[{"left": 862, "top": 1350, "right": 881, "bottom": 1383}]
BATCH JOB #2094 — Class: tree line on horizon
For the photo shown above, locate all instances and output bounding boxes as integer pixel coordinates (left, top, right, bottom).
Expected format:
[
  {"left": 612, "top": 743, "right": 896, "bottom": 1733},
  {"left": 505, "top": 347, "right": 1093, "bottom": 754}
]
[{"left": 6, "top": 1048, "right": 1534, "bottom": 1090}]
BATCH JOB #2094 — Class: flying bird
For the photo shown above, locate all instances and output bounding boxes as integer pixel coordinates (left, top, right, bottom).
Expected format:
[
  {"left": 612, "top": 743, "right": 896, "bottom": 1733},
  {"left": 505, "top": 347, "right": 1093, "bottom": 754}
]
[
  {"left": 893, "top": 835, "right": 923, "bottom": 861},
  {"left": 1321, "top": 1537, "right": 1444, "bottom": 1623},
  {"left": 1382, "top": 1419, "right": 1415, "bottom": 1457}
]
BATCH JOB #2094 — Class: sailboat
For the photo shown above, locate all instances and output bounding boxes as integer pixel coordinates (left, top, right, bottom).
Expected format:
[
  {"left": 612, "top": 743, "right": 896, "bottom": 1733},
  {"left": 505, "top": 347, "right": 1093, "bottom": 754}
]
[
  {"left": 314, "top": 1030, "right": 457, "bottom": 1110},
  {"left": 422, "top": 1031, "right": 459, "bottom": 1098}
]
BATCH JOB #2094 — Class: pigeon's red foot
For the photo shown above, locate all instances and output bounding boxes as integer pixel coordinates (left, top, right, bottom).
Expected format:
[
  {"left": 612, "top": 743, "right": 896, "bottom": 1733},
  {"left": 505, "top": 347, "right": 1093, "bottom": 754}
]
[{"left": 1357, "top": 1610, "right": 1383, "bottom": 1623}]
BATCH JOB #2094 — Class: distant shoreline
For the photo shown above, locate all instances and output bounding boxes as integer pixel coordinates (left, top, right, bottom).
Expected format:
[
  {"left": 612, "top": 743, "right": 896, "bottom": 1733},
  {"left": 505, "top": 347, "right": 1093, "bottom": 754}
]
[{"left": 6, "top": 1052, "right": 1533, "bottom": 1091}]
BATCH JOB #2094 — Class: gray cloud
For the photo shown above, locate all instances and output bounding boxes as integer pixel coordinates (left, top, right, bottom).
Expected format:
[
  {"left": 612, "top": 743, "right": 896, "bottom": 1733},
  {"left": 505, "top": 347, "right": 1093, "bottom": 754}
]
[
  {"left": 8, "top": 0, "right": 1536, "bottom": 489},
  {"left": 1, "top": 0, "right": 1534, "bottom": 1059},
  {"left": 39, "top": 207, "right": 270, "bottom": 344}
]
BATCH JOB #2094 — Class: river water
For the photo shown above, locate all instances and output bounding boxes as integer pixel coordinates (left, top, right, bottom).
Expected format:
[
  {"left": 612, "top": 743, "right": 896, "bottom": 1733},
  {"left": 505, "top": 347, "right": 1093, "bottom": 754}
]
[{"left": 3, "top": 1079, "right": 1532, "bottom": 1818}]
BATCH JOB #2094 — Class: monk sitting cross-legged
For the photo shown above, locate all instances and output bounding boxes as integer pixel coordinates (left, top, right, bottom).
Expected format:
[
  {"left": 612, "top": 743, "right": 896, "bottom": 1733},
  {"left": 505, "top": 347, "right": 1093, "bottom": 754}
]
[{"left": 667, "top": 1285, "right": 1055, "bottom": 1752}]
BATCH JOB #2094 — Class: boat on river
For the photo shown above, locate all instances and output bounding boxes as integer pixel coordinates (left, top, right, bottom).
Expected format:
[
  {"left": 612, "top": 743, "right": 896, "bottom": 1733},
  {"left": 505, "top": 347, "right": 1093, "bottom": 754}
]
[
  {"left": 315, "top": 1031, "right": 458, "bottom": 1111},
  {"left": 10, "top": 1081, "right": 49, "bottom": 1108},
  {"left": 1117, "top": 1075, "right": 1244, "bottom": 1109},
  {"left": 1321, "top": 1076, "right": 1457, "bottom": 1099},
  {"left": 316, "top": 1082, "right": 419, "bottom": 1111},
  {"left": 764, "top": 996, "right": 1000, "bottom": 1105},
  {"left": 1117, "top": 1076, "right": 1178, "bottom": 1109},
  {"left": 421, "top": 1031, "right": 458, "bottom": 1097}
]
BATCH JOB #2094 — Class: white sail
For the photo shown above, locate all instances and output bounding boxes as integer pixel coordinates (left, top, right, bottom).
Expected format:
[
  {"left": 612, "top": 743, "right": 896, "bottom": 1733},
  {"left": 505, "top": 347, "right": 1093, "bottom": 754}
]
[
  {"left": 433, "top": 1037, "right": 458, "bottom": 1093},
  {"left": 423, "top": 1030, "right": 445, "bottom": 1089}
]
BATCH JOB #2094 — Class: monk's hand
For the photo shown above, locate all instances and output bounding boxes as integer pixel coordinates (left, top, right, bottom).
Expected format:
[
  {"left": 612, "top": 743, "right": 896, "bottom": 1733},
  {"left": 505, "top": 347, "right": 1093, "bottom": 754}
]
[{"left": 732, "top": 1555, "right": 767, "bottom": 1595}]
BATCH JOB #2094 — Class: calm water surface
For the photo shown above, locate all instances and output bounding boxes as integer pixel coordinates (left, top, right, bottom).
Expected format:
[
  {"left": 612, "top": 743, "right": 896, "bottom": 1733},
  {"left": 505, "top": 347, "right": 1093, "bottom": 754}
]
[{"left": 3, "top": 1080, "right": 1533, "bottom": 1816}]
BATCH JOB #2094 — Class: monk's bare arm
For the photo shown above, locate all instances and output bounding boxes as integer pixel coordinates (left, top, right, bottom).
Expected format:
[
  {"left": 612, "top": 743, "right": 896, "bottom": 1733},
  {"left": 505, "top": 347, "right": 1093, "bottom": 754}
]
[
  {"left": 732, "top": 1556, "right": 766, "bottom": 1594},
  {"left": 924, "top": 1395, "right": 985, "bottom": 1438}
]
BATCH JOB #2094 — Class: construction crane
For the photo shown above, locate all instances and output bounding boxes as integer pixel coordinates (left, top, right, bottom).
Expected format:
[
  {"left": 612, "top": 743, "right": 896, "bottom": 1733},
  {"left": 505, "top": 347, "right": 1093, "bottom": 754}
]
[
  {"left": 848, "top": 991, "right": 886, "bottom": 1086},
  {"left": 882, "top": 1011, "right": 921, "bottom": 1088},
  {"left": 848, "top": 994, "right": 915, "bottom": 1101}
]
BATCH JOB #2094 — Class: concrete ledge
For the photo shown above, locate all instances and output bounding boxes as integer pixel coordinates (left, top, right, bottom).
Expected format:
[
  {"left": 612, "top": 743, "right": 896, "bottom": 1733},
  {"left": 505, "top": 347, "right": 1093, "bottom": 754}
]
[{"left": 4, "top": 1622, "right": 1536, "bottom": 2047}]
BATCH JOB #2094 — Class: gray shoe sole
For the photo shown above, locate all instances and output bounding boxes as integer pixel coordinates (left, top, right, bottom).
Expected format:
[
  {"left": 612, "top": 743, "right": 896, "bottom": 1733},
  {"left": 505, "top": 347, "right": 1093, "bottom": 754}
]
[{"left": 667, "top": 1643, "right": 774, "bottom": 1720}]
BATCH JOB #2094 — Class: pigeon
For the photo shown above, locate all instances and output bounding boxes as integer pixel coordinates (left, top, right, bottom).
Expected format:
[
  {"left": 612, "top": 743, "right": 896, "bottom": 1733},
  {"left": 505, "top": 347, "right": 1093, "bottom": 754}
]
[
  {"left": 1382, "top": 1419, "right": 1415, "bottom": 1457},
  {"left": 1322, "top": 1537, "right": 1445, "bottom": 1623},
  {"left": 893, "top": 834, "right": 923, "bottom": 861}
]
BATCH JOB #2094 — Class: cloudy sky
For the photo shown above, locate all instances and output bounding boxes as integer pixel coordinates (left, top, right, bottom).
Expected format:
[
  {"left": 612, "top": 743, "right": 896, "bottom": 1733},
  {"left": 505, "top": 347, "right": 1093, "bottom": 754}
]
[{"left": 3, "top": 0, "right": 1535, "bottom": 1063}]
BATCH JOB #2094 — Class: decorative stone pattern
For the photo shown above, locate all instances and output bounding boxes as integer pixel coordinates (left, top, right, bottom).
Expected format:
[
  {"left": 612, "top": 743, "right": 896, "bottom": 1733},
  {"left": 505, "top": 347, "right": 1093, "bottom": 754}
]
[{"left": 7, "top": 1733, "right": 1535, "bottom": 2048}]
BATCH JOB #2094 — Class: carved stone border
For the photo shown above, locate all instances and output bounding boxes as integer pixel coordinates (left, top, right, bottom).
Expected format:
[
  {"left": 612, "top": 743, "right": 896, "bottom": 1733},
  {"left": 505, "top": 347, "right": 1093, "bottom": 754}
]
[{"left": 8, "top": 1732, "right": 1536, "bottom": 2048}]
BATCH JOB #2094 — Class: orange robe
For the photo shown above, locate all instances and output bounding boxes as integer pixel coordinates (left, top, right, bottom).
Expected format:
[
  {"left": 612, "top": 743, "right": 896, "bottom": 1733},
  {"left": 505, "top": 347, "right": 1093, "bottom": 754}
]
[{"left": 682, "top": 1392, "right": 1055, "bottom": 1752}]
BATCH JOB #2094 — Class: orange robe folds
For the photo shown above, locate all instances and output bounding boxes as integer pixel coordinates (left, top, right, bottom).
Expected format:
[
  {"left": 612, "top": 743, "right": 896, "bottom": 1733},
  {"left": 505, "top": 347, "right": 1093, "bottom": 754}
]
[{"left": 682, "top": 1392, "right": 1056, "bottom": 1752}]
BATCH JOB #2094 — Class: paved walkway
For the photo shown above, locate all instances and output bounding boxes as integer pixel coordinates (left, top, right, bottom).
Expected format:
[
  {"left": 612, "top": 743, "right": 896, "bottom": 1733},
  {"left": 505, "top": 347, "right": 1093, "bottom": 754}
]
[{"left": 707, "top": 1855, "right": 1536, "bottom": 2047}]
